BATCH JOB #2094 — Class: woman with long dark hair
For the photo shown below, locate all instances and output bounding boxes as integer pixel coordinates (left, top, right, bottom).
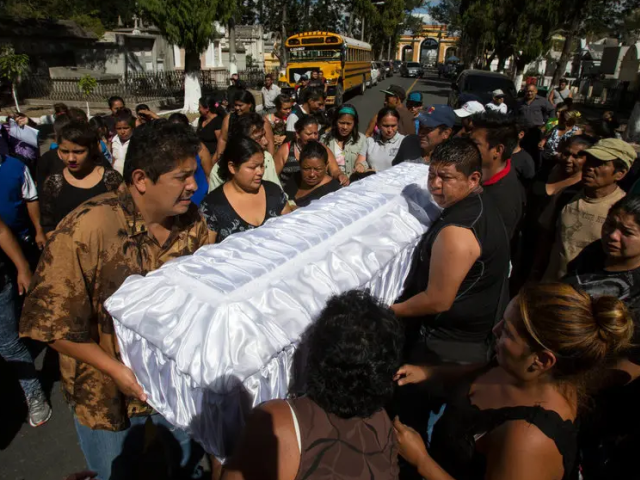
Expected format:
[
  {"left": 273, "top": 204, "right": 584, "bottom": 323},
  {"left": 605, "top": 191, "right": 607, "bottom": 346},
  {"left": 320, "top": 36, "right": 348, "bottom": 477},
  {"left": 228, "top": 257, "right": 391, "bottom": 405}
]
[
  {"left": 321, "top": 104, "right": 366, "bottom": 177},
  {"left": 40, "top": 121, "right": 123, "bottom": 235},
  {"left": 214, "top": 89, "right": 275, "bottom": 162},
  {"left": 200, "top": 137, "right": 290, "bottom": 243},
  {"left": 356, "top": 107, "right": 405, "bottom": 173}
]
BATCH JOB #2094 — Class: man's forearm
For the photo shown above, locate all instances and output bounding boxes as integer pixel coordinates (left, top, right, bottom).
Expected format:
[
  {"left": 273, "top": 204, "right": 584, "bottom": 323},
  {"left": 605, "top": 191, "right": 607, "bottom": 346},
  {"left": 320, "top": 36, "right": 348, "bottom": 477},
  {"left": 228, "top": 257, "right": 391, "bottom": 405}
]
[
  {"left": 392, "top": 291, "right": 451, "bottom": 318},
  {"left": 51, "top": 339, "right": 122, "bottom": 377}
]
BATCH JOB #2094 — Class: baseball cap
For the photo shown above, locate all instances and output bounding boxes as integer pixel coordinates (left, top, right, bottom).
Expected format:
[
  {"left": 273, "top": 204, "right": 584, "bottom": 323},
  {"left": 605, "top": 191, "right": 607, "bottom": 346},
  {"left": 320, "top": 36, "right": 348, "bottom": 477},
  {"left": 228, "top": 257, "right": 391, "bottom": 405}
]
[
  {"left": 454, "top": 100, "right": 485, "bottom": 118},
  {"left": 585, "top": 138, "right": 637, "bottom": 170},
  {"left": 407, "top": 92, "right": 423, "bottom": 104},
  {"left": 417, "top": 105, "right": 456, "bottom": 129},
  {"left": 492, "top": 89, "right": 505, "bottom": 97},
  {"left": 381, "top": 85, "right": 407, "bottom": 101}
]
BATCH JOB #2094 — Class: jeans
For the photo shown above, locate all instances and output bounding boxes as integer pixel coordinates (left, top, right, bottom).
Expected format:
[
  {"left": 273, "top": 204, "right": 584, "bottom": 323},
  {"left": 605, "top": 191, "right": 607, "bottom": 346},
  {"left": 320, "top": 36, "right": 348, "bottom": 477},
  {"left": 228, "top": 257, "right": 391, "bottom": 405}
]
[
  {"left": 0, "top": 278, "right": 43, "bottom": 400},
  {"left": 74, "top": 413, "right": 204, "bottom": 480}
]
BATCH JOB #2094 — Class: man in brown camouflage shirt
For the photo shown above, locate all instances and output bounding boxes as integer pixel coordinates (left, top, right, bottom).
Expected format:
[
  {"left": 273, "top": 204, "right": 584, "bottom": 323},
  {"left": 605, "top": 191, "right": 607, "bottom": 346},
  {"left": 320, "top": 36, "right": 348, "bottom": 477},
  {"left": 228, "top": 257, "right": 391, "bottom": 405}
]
[{"left": 20, "top": 120, "right": 216, "bottom": 479}]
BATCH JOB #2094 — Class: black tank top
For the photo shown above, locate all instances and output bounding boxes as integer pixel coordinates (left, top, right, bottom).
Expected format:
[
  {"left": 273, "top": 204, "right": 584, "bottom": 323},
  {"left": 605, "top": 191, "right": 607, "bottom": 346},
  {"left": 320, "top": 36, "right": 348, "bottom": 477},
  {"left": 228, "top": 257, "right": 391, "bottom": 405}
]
[
  {"left": 280, "top": 141, "right": 301, "bottom": 187},
  {"left": 400, "top": 192, "right": 510, "bottom": 364},
  {"left": 430, "top": 364, "right": 578, "bottom": 480}
]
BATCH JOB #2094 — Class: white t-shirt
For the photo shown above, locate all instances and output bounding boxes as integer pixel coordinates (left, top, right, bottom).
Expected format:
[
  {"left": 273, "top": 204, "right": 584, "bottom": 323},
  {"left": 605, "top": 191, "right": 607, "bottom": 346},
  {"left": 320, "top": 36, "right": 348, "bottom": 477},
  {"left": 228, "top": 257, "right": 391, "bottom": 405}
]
[
  {"left": 111, "top": 136, "right": 130, "bottom": 175},
  {"left": 360, "top": 133, "right": 405, "bottom": 172},
  {"left": 485, "top": 102, "right": 508, "bottom": 114},
  {"left": 286, "top": 105, "right": 309, "bottom": 132}
]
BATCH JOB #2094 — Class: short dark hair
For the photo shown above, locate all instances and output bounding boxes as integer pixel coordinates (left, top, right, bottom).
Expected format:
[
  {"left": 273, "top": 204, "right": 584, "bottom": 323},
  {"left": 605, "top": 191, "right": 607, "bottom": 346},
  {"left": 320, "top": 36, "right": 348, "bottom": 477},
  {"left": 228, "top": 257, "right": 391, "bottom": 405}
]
[
  {"left": 58, "top": 121, "right": 100, "bottom": 164},
  {"left": 275, "top": 94, "right": 293, "bottom": 110},
  {"left": 123, "top": 119, "right": 200, "bottom": 185},
  {"left": 303, "top": 290, "right": 403, "bottom": 418},
  {"left": 89, "top": 115, "right": 108, "bottom": 138},
  {"left": 218, "top": 137, "right": 264, "bottom": 181},
  {"left": 135, "top": 104, "right": 150, "bottom": 113},
  {"left": 430, "top": 136, "right": 482, "bottom": 177},
  {"left": 471, "top": 111, "right": 518, "bottom": 162},
  {"left": 54, "top": 114, "right": 72, "bottom": 141},
  {"left": 265, "top": 73, "right": 273, "bottom": 80},
  {"left": 294, "top": 114, "right": 319, "bottom": 133},
  {"left": 53, "top": 103, "right": 69, "bottom": 116},
  {"left": 377, "top": 106, "right": 400, "bottom": 124},
  {"left": 115, "top": 109, "right": 136, "bottom": 129},
  {"left": 300, "top": 87, "right": 326, "bottom": 104},
  {"left": 167, "top": 112, "right": 190, "bottom": 125},
  {"left": 67, "top": 107, "right": 88, "bottom": 123},
  {"left": 609, "top": 195, "right": 640, "bottom": 228},
  {"left": 560, "top": 134, "right": 595, "bottom": 153},
  {"left": 108, "top": 96, "right": 125, "bottom": 108},
  {"left": 229, "top": 112, "right": 265, "bottom": 140},
  {"left": 300, "top": 140, "right": 328, "bottom": 164}
]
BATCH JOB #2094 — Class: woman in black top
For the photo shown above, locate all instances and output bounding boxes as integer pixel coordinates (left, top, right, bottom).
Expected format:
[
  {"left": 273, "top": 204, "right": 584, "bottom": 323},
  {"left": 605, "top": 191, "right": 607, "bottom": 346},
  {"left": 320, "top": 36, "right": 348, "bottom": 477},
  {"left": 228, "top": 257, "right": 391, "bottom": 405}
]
[
  {"left": 196, "top": 95, "right": 224, "bottom": 157},
  {"left": 41, "top": 121, "right": 123, "bottom": 235},
  {"left": 284, "top": 141, "right": 341, "bottom": 209},
  {"left": 200, "top": 137, "right": 290, "bottom": 243},
  {"left": 394, "top": 282, "right": 634, "bottom": 480}
]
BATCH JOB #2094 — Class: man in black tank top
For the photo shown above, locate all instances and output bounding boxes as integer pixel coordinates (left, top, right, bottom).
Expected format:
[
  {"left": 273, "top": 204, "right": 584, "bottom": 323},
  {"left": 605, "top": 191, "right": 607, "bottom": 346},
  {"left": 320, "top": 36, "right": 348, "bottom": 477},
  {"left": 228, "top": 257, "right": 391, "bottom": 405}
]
[{"left": 393, "top": 137, "right": 510, "bottom": 365}]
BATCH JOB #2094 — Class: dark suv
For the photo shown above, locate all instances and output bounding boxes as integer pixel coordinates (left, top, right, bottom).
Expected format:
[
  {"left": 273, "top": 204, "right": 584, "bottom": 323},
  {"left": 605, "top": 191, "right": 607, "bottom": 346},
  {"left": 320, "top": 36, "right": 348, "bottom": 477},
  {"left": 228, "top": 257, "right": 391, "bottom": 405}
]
[{"left": 448, "top": 70, "right": 517, "bottom": 110}]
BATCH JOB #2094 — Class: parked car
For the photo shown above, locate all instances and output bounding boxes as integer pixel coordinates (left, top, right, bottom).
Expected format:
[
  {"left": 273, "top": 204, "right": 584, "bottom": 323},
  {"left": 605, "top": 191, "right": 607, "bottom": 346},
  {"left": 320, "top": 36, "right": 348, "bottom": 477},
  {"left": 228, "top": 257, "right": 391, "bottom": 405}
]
[
  {"left": 375, "top": 61, "right": 386, "bottom": 80},
  {"left": 369, "top": 61, "right": 381, "bottom": 86},
  {"left": 448, "top": 70, "right": 518, "bottom": 110},
  {"left": 400, "top": 62, "right": 424, "bottom": 78},
  {"left": 392, "top": 60, "right": 402, "bottom": 73},
  {"left": 383, "top": 61, "right": 393, "bottom": 77}
]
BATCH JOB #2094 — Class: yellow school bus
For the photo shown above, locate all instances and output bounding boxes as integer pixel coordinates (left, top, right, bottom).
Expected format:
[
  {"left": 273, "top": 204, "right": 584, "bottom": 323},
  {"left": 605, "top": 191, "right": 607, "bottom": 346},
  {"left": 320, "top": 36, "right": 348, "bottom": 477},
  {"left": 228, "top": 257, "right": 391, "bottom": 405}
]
[{"left": 278, "top": 31, "right": 372, "bottom": 105}]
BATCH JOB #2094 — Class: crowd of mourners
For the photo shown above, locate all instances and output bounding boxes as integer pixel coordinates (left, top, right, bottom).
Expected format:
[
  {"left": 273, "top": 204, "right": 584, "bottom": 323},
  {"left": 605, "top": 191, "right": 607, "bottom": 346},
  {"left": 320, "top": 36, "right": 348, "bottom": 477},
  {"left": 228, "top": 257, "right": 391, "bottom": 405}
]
[{"left": 0, "top": 70, "right": 639, "bottom": 480}]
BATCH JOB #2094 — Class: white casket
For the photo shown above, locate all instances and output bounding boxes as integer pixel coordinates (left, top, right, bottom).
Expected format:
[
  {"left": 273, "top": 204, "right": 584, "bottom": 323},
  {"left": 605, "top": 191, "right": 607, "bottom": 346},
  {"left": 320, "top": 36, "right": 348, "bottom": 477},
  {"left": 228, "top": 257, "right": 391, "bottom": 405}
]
[{"left": 105, "top": 163, "right": 439, "bottom": 460}]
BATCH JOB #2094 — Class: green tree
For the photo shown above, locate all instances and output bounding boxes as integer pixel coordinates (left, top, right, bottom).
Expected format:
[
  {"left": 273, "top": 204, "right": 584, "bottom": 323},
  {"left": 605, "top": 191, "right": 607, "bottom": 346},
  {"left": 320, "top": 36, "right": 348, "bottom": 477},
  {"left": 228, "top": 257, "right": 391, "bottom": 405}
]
[
  {"left": 0, "top": 46, "right": 29, "bottom": 112},
  {"left": 78, "top": 74, "right": 97, "bottom": 116},
  {"left": 309, "top": 0, "right": 345, "bottom": 33},
  {"left": 138, "top": 0, "right": 239, "bottom": 112},
  {"left": 549, "top": 0, "right": 640, "bottom": 84}
]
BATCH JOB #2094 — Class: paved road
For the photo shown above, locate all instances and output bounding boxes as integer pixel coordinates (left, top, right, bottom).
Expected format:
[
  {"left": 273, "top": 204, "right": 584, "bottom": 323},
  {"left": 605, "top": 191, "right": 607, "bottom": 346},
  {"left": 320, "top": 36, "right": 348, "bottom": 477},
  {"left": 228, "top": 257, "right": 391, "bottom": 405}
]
[
  {"left": 348, "top": 69, "right": 453, "bottom": 133},
  {"left": 0, "top": 71, "right": 450, "bottom": 480}
]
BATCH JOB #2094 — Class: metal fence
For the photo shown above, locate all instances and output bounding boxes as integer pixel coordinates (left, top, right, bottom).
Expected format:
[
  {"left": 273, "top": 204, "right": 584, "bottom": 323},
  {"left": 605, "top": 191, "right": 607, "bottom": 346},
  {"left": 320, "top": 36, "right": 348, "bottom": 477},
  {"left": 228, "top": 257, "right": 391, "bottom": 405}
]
[{"left": 19, "top": 68, "right": 278, "bottom": 104}]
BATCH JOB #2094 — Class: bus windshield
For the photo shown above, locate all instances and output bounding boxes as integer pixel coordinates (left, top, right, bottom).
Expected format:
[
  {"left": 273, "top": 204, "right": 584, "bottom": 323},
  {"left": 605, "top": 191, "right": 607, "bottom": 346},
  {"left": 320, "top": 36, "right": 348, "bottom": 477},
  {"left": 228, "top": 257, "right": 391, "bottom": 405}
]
[{"left": 288, "top": 48, "right": 341, "bottom": 61}]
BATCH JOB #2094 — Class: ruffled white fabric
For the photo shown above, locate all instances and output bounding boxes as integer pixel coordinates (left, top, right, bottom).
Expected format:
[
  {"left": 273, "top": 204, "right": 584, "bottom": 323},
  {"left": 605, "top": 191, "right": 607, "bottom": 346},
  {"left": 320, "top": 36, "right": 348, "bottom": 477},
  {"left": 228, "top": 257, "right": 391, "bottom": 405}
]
[{"left": 106, "top": 163, "right": 439, "bottom": 460}]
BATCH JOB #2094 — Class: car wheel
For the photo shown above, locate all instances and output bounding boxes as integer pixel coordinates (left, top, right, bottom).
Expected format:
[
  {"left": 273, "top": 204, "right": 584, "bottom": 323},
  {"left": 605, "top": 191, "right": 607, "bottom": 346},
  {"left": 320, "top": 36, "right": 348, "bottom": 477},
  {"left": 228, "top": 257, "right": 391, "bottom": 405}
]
[{"left": 360, "top": 76, "right": 366, "bottom": 95}]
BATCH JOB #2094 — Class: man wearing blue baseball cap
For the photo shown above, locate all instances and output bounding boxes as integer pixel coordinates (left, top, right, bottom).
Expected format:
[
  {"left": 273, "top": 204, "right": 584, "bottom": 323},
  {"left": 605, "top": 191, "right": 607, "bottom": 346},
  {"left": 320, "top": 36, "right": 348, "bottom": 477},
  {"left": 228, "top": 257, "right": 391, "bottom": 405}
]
[
  {"left": 407, "top": 92, "right": 424, "bottom": 134},
  {"left": 392, "top": 104, "right": 455, "bottom": 165}
]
